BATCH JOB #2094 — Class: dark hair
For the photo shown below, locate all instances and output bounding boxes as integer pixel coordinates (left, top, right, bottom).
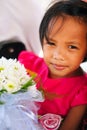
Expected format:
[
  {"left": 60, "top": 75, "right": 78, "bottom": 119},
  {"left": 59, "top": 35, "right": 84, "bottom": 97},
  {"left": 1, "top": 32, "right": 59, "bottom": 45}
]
[{"left": 39, "top": 0, "right": 87, "bottom": 44}]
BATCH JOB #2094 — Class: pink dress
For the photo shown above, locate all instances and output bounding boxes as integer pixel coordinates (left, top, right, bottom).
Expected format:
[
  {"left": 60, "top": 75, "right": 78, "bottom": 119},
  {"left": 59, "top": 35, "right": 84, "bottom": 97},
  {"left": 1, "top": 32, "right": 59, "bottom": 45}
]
[{"left": 18, "top": 51, "right": 87, "bottom": 117}]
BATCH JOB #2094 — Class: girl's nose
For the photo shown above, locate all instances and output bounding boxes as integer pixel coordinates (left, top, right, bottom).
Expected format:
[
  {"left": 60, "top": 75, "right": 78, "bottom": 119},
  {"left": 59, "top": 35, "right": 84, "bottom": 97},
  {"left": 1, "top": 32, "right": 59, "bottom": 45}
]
[{"left": 53, "top": 48, "right": 65, "bottom": 61}]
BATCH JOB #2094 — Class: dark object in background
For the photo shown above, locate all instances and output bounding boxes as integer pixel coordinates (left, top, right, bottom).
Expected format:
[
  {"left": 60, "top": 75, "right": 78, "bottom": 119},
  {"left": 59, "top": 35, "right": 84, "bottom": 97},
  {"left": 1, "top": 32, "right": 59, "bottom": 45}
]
[{"left": 0, "top": 41, "right": 26, "bottom": 59}]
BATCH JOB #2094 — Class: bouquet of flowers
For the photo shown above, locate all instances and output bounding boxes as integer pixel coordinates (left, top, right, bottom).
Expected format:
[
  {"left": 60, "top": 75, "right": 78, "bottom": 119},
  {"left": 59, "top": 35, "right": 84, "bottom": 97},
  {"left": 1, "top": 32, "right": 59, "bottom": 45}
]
[{"left": 0, "top": 57, "right": 44, "bottom": 130}]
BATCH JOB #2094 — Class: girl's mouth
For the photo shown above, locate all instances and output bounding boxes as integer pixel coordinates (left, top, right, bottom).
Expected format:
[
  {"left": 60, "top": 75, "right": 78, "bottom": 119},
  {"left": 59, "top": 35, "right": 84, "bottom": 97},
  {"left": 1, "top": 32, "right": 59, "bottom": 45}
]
[{"left": 52, "top": 64, "right": 67, "bottom": 71}]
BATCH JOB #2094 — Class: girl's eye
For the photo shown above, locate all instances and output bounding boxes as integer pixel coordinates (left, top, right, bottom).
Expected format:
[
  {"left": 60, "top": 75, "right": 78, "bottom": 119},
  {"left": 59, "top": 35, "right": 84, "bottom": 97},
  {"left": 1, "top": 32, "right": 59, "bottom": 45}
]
[
  {"left": 47, "top": 41, "right": 55, "bottom": 46},
  {"left": 68, "top": 45, "right": 78, "bottom": 49}
]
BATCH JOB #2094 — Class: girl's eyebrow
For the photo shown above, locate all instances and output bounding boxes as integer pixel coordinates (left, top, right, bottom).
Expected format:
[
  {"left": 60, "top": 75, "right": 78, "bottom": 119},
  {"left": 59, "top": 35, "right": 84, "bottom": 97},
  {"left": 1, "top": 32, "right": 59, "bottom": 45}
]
[
  {"left": 46, "top": 37, "right": 57, "bottom": 42},
  {"left": 65, "top": 41, "right": 81, "bottom": 46},
  {"left": 47, "top": 37, "right": 81, "bottom": 45}
]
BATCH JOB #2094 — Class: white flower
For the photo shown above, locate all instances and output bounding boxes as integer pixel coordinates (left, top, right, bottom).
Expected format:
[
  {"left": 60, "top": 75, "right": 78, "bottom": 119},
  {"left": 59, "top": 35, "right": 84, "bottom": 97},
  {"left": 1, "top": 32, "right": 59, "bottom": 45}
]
[{"left": 0, "top": 57, "right": 35, "bottom": 94}]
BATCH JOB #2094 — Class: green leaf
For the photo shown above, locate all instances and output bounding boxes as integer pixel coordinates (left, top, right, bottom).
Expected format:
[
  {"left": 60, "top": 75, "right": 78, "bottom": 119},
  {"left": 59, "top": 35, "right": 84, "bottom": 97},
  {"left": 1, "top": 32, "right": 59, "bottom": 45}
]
[
  {"left": 21, "top": 75, "right": 36, "bottom": 90},
  {"left": 0, "top": 89, "right": 7, "bottom": 95},
  {"left": 0, "top": 100, "right": 5, "bottom": 105}
]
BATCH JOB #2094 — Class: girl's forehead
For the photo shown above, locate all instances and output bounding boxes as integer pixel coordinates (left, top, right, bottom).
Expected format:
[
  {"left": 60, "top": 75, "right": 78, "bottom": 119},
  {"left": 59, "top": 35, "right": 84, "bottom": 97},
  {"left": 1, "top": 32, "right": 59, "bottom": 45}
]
[{"left": 48, "top": 16, "right": 87, "bottom": 36}]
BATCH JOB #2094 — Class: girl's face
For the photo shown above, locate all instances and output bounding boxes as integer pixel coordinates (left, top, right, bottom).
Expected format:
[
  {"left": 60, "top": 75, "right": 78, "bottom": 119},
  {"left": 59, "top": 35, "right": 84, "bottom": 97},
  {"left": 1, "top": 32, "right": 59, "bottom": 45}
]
[{"left": 43, "top": 16, "right": 87, "bottom": 78}]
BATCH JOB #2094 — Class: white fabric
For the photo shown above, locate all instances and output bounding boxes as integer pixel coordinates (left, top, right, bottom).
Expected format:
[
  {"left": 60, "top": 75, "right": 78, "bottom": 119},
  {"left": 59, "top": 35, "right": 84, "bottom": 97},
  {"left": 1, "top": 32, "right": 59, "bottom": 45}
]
[{"left": 0, "top": 0, "right": 52, "bottom": 56}]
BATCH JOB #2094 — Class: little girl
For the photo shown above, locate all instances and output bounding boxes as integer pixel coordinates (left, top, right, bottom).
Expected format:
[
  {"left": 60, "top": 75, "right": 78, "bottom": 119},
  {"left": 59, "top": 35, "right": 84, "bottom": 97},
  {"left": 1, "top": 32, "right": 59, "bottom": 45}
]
[{"left": 18, "top": 0, "right": 87, "bottom": 129}]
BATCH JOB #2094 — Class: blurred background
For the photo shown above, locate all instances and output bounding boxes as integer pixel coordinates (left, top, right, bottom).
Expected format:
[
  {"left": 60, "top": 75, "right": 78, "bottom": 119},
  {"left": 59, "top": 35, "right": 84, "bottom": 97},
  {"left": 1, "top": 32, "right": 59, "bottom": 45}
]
[{"left": 0, "top": 0, "right": 52, "bottom": 58}]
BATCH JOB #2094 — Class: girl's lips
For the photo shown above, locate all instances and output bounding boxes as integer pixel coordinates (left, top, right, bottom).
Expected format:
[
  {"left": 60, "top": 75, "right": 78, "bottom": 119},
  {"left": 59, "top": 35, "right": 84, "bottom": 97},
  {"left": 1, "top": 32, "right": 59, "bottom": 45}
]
[{"left": 52, "top": 64, "right": 67, "bottom": 70}]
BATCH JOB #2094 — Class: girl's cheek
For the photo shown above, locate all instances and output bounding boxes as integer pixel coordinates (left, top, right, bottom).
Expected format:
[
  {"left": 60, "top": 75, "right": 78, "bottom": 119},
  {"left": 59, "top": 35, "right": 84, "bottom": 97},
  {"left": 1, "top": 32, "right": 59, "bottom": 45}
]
[{"left": 43, "top": 46, "right": 49, "bottom": 54}]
